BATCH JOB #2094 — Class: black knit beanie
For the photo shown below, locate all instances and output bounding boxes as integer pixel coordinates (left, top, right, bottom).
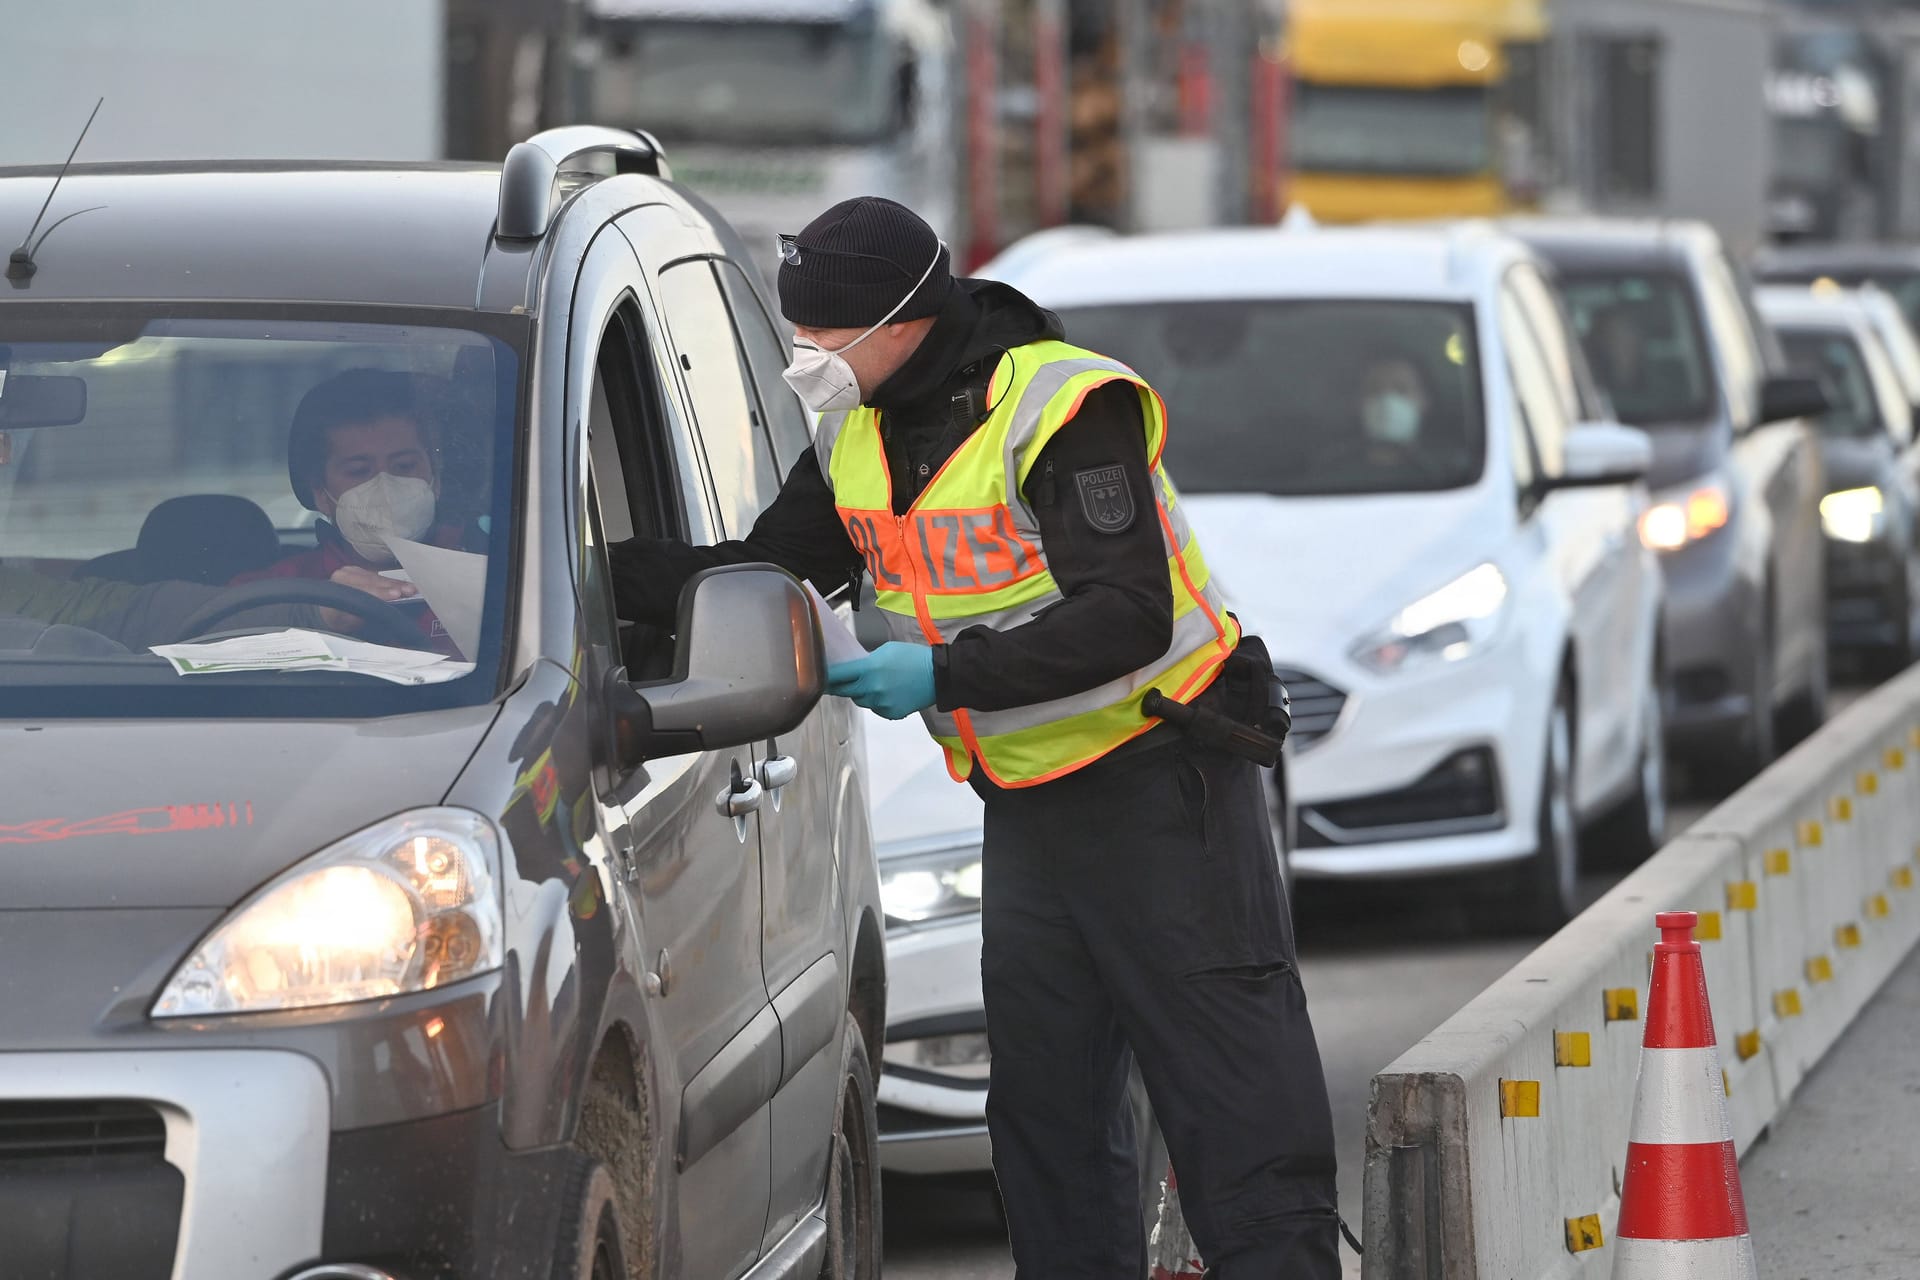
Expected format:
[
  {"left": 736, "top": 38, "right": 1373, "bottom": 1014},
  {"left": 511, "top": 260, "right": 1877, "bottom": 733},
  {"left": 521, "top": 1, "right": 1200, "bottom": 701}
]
[{"left": 777, "top": 196, "right": 951, "bottom": 329}]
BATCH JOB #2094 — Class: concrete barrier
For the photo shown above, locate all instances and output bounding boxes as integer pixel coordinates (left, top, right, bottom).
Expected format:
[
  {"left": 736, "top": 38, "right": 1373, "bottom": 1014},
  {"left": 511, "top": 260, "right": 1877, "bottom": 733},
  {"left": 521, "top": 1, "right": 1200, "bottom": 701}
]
[{"left": 1361, "top": 664, "right": 1920, "bottom": 1278}]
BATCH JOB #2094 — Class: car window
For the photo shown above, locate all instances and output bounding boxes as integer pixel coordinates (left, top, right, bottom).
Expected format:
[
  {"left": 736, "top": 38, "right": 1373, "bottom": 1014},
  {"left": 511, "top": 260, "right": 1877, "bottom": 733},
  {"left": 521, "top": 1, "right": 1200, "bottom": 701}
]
[
  {"left": 1778, "top": 329, "right": 1888, "bottom": 440},
  {"left": 657, "top": 261, "right": 783, "bottom": 537},
  {"left": 0, "top": 306, "right": 521, "bottom": 717},
  {"left": 1506, "top": 264, "right": 1584, "bottom": 421},
  {"left": 1500, "top": 286, "right": 1569, "bottom": 475},
  {"left": 1695, "top": 253, "right": 1761, "bottom": 425},
  {"left": 715, "top": 258, "right": 814, "bottom": 472},
  {"left": 1053, "top": 299, "right": 1485, "bottom": 496},
  {"left": 1559, "top": 270, "right": 1717, "bottom": 427}
]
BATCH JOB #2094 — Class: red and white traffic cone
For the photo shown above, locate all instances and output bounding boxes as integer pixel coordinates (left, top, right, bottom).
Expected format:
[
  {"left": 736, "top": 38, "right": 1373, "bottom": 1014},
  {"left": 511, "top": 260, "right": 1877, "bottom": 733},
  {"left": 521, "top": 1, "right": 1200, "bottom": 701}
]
[
  {"left": 1149, "top": 1165, "right": 1204, "bottom": 1279},
  {"left": 1611, "top": 911, "right": 1757, "bottom": 1279}
]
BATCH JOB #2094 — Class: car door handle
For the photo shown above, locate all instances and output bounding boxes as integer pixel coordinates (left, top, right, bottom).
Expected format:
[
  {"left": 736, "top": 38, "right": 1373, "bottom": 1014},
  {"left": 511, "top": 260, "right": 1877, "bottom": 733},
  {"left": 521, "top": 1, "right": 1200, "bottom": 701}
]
[
  {"left": 757, "top": 755, "right": 798, "bottom": 791},
  {"left": 717, "top": 776, "right": 764, "bottom": 819}
]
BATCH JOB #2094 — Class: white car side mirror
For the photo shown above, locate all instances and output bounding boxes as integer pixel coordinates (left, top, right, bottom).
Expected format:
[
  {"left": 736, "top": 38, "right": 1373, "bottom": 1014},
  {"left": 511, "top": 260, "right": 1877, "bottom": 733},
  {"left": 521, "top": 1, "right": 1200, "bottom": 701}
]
[{"left": 1556, "top": 421, "right": 1653, "bottom": 488}]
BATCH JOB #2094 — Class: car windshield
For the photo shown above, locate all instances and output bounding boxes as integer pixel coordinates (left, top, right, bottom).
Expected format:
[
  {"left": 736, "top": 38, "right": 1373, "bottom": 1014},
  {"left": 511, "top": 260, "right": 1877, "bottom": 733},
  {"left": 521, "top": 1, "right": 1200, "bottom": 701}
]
[
  {"left": 587, "top": 17, "right": 896, "bottom": 147},
  {"left": 1779, "top": 328, "right": 1888, "bottom": 439},
  {"left": 1557, "top": 272, "right": 1718, "bottom": 427},
  {"left": 1291, "top": 85, "right": 1492, "bottom": 176},
  {"left": 0, "top": 305, "right": 523, "bottom": 718},
  {"left": 1054, "top": 299, "right": 1486, "bottom": 496}
]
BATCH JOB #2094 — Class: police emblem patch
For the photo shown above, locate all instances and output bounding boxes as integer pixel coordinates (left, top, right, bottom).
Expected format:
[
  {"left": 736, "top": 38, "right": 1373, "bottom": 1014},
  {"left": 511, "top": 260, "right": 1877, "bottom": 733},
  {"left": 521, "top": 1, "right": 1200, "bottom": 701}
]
[{"left": 1074, "top": 465, "right": 1135, "bottom": 533}]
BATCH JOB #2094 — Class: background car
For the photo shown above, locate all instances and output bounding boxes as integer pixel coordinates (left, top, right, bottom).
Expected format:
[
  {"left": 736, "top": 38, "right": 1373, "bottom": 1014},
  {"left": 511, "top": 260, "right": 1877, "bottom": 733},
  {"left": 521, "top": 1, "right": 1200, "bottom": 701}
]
[
  {"left": 1758, "top": 285, "right": 1920, "bottom": 673},
  {"left": 986, "top": 222, "right": 1665, "bottom": 929},
  {"left": 1754, "top": 243, "right": 1920, "bottom": 336},
  {"left": 0, "top": 128, "right": 885, "bottom": 1280},
  {"left": 1511, "top": 219, "right": 1832, "bottom": 787}
]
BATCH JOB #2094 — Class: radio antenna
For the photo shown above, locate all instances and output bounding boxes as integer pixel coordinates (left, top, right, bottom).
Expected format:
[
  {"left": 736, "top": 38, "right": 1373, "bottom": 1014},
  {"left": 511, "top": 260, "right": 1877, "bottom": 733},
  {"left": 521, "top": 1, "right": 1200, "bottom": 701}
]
[{"left": 8, "top": 97, "right": 104, "bottom": 282}]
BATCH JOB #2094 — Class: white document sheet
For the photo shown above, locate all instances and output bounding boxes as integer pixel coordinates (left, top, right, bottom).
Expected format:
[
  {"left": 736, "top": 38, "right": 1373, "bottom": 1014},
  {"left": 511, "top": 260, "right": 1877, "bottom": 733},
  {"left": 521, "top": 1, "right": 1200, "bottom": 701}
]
[
  {"left": 151, "top": 630, "right": 475, "bottom": 685},
  {"left": 385, "top": 537, "right": 488, "bottom": 659},
  {"left": 806, "top": 584, "right": 869, "bottom": 667}
]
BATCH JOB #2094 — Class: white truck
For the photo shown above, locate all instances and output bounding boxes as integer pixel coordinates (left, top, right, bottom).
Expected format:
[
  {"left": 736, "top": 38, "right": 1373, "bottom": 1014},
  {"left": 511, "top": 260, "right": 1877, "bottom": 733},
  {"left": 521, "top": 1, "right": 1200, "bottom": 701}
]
[{"left": 577, "top": 0, "right": 961, "bottom": 282}]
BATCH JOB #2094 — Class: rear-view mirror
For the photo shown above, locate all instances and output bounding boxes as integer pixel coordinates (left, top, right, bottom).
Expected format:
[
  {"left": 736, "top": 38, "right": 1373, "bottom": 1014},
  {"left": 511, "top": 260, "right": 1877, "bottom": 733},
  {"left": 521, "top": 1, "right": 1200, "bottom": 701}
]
[
  {"left": 1760, "top": 373, "right": 1830, "bottom": 425},
  {"left": 1549, "top": 421, "right": 1652, "bottom": 489},
  {"left": 607, "top": 564, "right": 826, "bottom": 767},
  {"left": 0, "top": 374, "right": 86, "bottom": 428}
]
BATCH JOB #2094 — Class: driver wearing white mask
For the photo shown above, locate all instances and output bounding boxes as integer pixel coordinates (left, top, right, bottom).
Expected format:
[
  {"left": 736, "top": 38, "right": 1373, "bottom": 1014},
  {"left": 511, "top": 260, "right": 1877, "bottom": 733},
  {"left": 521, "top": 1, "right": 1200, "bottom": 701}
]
[
  {"left": 233, "top": 368, "right": 479, "bottom": 651},
  {"left": 1357, "top": 352, "right": 1431, "bottom": 457}
]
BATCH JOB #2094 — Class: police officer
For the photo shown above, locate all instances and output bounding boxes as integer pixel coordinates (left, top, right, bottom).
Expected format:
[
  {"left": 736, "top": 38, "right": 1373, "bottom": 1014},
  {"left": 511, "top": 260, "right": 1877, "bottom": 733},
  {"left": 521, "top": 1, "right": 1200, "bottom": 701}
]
[{"left": 609, "top": 197, "right": 1341, "bottom": 1277}]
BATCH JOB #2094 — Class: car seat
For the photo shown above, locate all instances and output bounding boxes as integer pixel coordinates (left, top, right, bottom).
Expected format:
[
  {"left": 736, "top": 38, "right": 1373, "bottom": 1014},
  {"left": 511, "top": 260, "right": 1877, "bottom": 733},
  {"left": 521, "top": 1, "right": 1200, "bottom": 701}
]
[{"left": 74, "top": 494, "right": 284, "bottom": 586}]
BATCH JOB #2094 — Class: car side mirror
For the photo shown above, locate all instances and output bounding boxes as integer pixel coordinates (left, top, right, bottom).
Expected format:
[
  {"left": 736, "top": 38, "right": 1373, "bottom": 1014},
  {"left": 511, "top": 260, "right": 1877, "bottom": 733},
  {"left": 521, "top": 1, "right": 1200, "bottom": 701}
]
[
  {"left": 1547, "top": 421, "right": 1653, "bottom": 489},
  {"left": 606, "top": 564, "right": 826, "bottom": 767},
  {"left": 1760, "top": 373, "right": 1830, "bottom": 425}
]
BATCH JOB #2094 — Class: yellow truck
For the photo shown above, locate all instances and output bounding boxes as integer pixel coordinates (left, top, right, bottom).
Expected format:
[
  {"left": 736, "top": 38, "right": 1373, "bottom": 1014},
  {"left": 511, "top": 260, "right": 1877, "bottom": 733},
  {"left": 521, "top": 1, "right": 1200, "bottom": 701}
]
[{"left": 1284, "top": 0, "right": 1548, "bottom": 222}]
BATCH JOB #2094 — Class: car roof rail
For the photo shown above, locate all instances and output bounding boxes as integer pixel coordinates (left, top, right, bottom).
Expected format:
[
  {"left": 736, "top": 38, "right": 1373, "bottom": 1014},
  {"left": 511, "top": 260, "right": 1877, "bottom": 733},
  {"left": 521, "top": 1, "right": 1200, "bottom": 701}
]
[{"left": 496, "top": 126, "right": 671, "bottom": 242}]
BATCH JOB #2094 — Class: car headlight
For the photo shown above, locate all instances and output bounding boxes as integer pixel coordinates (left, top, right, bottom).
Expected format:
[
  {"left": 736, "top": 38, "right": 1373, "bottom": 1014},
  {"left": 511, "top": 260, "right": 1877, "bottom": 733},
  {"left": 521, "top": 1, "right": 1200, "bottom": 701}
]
[
  {"left": 153, "top": 808, "right": 504, "bottom": 1018},
  {"left": 1639, "top": 483, "right": 1730, "bottom": 551},
  {"left": 1820, "top": 485, "right": 1884, "bottom": 543},
  {"left": 883, "top": 1032, "right": 992, "bottom": 1081},
  {"left": 880, "top": 843, "right": 984, "bottom": 925},
  {"left": 1351, "top": 563, "right": 1508, "bottom": 675}
]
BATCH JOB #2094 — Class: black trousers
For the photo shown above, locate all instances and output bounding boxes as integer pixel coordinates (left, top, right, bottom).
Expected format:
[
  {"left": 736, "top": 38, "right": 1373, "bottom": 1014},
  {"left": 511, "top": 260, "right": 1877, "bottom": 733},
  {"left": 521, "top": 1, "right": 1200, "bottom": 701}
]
[{"left": 975, "top": 734, "right": 1341, "bottom": 1278}]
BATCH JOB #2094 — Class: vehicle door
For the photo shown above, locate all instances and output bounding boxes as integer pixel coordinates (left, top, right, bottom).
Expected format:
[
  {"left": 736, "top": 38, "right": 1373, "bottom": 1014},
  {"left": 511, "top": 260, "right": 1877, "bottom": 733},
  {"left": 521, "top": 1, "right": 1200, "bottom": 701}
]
[
  {"left": 1509, "top": 263, "right": 1657, "bottom": 725},
  {"left": 1701, "top": 248, "right": 1823, "bottom": 689},
  {"left": 646, "top": 238, "right": 850, "bottom": 1252},
  {"left": 1857, "top": 323, "right": 1920, "bottom": 594},
  {"left": 1501, "top": 276, "right": 1627, "bottom": 805},
  {"left": 573, "top": 226, "right": 778, "bottom": 1280}
]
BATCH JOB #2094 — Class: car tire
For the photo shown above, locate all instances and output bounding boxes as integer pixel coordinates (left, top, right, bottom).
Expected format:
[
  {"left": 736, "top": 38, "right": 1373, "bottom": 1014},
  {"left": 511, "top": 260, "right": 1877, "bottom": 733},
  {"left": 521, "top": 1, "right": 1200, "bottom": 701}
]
[
  {"left": 821, "top": 1013, "right": 882, "bottom": 1280},
  {"left": 1587, "top": 666, "right": 1667, "bottom": 871},
  {"left": 1474, "top": 681, "right": 1578, "bottom": 933},
  {"left": 1779, "top": 626, "right": 1830, "bottom": 747},
  {"left": 550, "top": 1155, "right": 629, "bottom": 1280}
]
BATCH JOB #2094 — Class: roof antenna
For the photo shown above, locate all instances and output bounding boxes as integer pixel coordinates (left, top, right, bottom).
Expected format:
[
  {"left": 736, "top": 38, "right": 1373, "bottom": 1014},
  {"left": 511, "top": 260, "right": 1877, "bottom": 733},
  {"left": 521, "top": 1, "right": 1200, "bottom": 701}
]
[{"left": 8, "top": 97, "right": 104, "bottom": 282}]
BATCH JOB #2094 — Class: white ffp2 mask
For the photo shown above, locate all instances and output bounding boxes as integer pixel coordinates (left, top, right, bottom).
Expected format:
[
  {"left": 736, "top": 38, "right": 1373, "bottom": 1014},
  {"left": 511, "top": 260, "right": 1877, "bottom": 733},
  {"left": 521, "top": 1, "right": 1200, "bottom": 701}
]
[
  {"left": 782, "top": 241, "right": 946, "bottom": 415},
  {"left": 329, "top": 472, "right": 437, "bottom": 563}
]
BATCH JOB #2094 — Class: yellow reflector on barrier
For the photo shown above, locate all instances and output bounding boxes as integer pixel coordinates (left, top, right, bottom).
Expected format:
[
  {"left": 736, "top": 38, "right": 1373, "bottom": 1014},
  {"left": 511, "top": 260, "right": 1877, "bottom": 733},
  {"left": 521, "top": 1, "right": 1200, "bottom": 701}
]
[
  {"left": 1604, "top": 988, "right": 1639, "bottom": 1021},
  {"left": 1727, "top": 881, "right": 1758, "bottom": 912},
  {"left": 1695, "top": 910, "right": 1723, "bottom": 940},
  {"left": 1869, "top": 893, "right": 1891, "bottom": 919},
  {"left": 1887, "top": 747, "right": 1907, "bottom": 770},
  {"left": 1765, "top": 849, "right": 1792, "bottom": 877},
  {"left": 1775, "top": 989, "right": 1804, "bottom": 1018},
  {"left": 1831, "top": 795, "right": 1854, "bottom": 822},
  {"left": 1800, "top": 821, "right": 1824, "bottom": 848},
  {"left": 1554, "top": 1031, "right": 1592, "bottom": 1067},
  {"left": 1565, "top": 1214, "right": 1605, "bottom": 1253},
  {"left": 1500, "top": 1079, "right": 1540, "bottom": 1117},
  {"left": 1859, "top": 771, "right": 1879, "bottom": 795},
  {"left": 1736, "top": 1030, "right": 1762, "bottom": 1060},
  {"left": 1838, "top": 923, "right": 1862, "bottom": 949},
  {"left": 1722, "top": 1068, "right": 1732, "bottom": 1097},
  {"left": 1895, "top": 866, "right": 1914, "bottom": 890},
  {"left": 1807, "top": 955, "right": 1833, "bottom": 984},
  {"left": 1911, "top": 726, "right": 1920, "bottom": 749}
]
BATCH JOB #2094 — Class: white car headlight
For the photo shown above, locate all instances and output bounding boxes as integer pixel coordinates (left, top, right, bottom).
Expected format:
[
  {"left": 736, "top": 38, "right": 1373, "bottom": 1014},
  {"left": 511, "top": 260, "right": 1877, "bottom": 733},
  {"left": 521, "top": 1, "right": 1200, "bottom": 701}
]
[
  {"left": 153, "top": 808, "right": 504, "bottom": 1018},
  {"left": 880, "top": 843, "right": 984, "bottom": 925},
  {"left": 1820, "top": 485, "right": 1884, "bottom": 543},
  {"left": 1351, "top": 563, "right": 1508, "bottom": 675}
]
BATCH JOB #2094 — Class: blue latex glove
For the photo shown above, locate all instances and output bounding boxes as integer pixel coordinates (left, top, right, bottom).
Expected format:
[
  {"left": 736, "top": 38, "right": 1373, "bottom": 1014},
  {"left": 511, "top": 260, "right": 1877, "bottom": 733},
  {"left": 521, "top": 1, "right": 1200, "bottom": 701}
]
[{"left": 826, "top": 642, "right": 937, "bottom": 720}]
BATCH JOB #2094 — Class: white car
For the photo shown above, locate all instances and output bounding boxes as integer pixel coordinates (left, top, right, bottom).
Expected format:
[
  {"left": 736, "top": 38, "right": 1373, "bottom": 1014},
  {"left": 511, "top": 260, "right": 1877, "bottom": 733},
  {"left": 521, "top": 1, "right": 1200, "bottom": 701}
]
[{"left": 987, "top": 222, "right": 1666, "bottom": 929}]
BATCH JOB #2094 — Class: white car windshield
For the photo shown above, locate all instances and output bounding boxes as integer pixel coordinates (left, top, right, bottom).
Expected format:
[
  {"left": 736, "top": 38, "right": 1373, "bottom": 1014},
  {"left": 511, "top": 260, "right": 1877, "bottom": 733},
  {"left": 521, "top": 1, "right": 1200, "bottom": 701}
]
[
  {"left": 1055, "top": 299, "right": 1487, "bottom": 496},
  {"left": 0, "top": 306, "right": 523, "bottom": 717}
]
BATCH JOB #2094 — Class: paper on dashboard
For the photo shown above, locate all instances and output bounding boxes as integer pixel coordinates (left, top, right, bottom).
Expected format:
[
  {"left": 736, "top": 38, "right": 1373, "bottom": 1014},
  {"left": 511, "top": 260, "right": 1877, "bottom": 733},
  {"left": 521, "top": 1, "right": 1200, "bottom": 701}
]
[
  {"left": 386, "top": 537, "right": 487, "bottom": 658},
  {"left": 151, "top": 630, "right": 475, "bottom": 685},
  {"left": 805, "top": 583, "right": 869, "bottom": 667}
]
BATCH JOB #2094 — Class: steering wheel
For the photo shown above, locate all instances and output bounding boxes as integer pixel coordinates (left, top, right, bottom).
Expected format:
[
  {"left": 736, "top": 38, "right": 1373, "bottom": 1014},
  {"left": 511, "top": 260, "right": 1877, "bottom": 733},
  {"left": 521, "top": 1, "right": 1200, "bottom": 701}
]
[{"left": 170, "top": 579, "right": 426, "bottom": 649}]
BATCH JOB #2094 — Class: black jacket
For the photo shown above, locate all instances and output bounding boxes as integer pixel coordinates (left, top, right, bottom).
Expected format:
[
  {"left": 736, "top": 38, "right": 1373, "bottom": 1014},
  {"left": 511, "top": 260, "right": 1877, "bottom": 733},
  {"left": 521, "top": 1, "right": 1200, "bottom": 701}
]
[{"left": 607, "top": 277, "right": 1174, "bottom": 713}]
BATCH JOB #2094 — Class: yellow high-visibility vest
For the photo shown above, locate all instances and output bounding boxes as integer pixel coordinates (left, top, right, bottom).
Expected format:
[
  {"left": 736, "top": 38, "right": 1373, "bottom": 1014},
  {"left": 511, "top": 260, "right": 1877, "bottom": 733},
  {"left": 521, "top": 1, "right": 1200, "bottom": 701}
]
[{"left": 817, "top": 340, "right": 1240, "bottom": 787}]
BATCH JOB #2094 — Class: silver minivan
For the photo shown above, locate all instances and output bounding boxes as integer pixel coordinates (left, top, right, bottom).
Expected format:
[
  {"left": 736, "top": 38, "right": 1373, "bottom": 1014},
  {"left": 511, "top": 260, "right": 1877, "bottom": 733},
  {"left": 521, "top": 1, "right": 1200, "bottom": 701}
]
[{"left": 0, "top": 128, "right": 884, "bottom": 1280}]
